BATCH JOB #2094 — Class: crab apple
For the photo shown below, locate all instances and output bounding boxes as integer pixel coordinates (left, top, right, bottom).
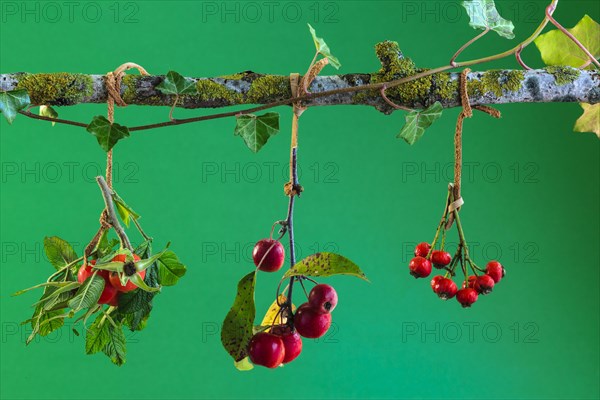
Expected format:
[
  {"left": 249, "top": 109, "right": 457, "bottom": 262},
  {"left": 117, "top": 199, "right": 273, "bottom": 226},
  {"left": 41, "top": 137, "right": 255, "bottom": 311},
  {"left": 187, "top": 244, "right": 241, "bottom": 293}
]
[
  {"left": 248, "top": 332, "right": 285, "bottom": 368},
  {"left": 433, "top": 278, "right": 458, "bottom": 300},
  {"left": 294, "top": 303, "right": 332, "bottom": 338},
  {"left": 409, "top": 256, "right": 432, "bottom": 278},
  {"left": 462, "top": 275, "right": 477, "bottom": 289},
  {"left": 430, "top": 250, "right": 452, "bottom": 268},
  {"left": 431, "top": 275, "right": 444, "bottom": 292},
  {"left": 486, "top": 261, "right": 506, "bottom": 283},
  {"left": 475, "top": 274, "right": 495, "bottom": 295},
  {"left": 456, "top": 288, "right": 478, "bottom": 308},
  {"left": 108, "top": 254, "right": 145, "bottom": 292},
  {"left": 308, "top": 284, "right": 338, "bottom": 314},
  {"left": 414, "top": 242, "right": 431, "bottom": 258},
  {"left": 271, "top": 325, "right": 303, "bottom": 364},
  {"left": 252, "top": 239, "right": 285, "bottom": 272}
]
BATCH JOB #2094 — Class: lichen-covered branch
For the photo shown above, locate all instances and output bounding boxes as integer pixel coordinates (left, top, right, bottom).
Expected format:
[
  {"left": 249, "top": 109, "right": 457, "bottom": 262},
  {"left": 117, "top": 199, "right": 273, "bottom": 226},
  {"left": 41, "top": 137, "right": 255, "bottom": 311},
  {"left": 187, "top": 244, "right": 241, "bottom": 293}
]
[{"left": 1, "top": 42, "right": 598, "bottom": 113}]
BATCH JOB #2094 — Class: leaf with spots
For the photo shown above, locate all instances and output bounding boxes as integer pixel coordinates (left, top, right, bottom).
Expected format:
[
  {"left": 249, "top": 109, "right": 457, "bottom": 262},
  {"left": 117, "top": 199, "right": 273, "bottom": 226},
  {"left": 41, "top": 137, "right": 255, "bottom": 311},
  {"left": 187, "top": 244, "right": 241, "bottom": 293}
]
[
  {"left": 260, "top": 294, "right": 294, "bottom": 328},
  {"left": 283, "top": 253, "right": 368, "bottom": 281},
  {"left": 221, "top": 271, "right": 257, "bottom": 368}
]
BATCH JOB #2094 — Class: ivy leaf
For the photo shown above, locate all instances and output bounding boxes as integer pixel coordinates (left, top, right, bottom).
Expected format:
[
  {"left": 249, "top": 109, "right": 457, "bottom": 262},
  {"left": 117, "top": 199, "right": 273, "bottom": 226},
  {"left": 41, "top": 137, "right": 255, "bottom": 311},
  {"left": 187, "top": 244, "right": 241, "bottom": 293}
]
[
  {"left": 397, "top": 102, "right": 443, "bottom": 145},
  {"left": 156, "top": 71, "right": 197, "bottom": 95},
  {"left": 534, "top": 15, "right": 599, "bottom": 67},
  {"left": 44, "top": 236, "right": 78, "bottom": 271},
  {"left": 86, "top": 116, "right": 130, "bottom": 152},
  {"left": 68, "top": 274, "right": 105, "bottom": 311},
  {"left": 307, "top": 24, "right": 342, "bottom": 69},
  {"left": 234, "top": 112, "right": 280, "bottom": 153},
  {"left": 112, "top": 192, "right": 140, "bottom": 228},
  {"left": 283, "top": 252, "right": 368, "bottom": 281},
  {"left": 39, "top": 105, "right": 58, "bottom": 126},
  {"left": 462, "top": 0, "right": 515, "bottom": 39},
  {"left": 156, "top": 251, "right": 187, "bottom": 286},
  {"left": 574, "top": 103, "right": 600, "bottom": 138},
  {"left": 0, "top": 89, "right": 30, "bottom": 124},
  {"left": 221, "top": 271, "right": 257, "bottom": 367}
]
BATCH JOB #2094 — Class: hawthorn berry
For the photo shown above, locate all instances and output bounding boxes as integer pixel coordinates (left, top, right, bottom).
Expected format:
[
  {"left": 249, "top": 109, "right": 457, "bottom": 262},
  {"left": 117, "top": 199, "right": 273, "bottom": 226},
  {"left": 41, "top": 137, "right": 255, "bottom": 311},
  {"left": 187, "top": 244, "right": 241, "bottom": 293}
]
[
  {"left": 409, "top": 256, "right": 432, "bottom": 278},
  {"left": 486, "top": 261, "right": 505, "bottom": 283},
  {"left": 430, "top": 250, "right": 452, "bottom": 268},
  {"left": 308, "top": 284, "right": 338, "bottom": 314},
  {"left": 431, "top": 275, "right": 444, "bottom": 292},
  {"left": 294, "top": 303, "right": 332, "bottom": 338},
  {"left": 462, "top": 275, "right": 477, "bottom": 289},
  {"left": 414, "top": 242, "right": 431, "bottom": 258},
  {"left": 108, "top": 254, "right": 145, "bottom": 293},
  {"left": 474, "top": 274, "right": 495, "bottom": 295},
  {"left": 248, "top": 332, "right": 285, "bottom": 368},
  {"left": 456, "top": 288, "right": 478, "bottom": 308},
  {"left": 252, "top": 239, "right": 285, "bottom": 272},
  {"left": 271, "top": 325, "right": 302, "bottom": 364},
  {"left": 433, "top": 278, "right": 458, "bottom": 300}
]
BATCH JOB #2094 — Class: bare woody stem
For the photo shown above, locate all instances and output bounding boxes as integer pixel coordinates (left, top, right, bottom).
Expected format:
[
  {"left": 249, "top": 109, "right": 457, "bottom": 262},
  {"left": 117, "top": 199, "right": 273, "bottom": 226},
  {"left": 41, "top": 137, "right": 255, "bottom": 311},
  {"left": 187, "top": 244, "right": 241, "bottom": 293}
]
[{"left": 96, "top": 176, "right": 133, "bottom": 251}]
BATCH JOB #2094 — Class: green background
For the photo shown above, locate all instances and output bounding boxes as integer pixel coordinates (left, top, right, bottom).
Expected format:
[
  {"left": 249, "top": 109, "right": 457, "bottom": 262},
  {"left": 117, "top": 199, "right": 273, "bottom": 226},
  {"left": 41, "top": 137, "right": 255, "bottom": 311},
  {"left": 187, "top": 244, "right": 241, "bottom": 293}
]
[{"left": 1, "top": 1, "right": 599, "bottom": 399}]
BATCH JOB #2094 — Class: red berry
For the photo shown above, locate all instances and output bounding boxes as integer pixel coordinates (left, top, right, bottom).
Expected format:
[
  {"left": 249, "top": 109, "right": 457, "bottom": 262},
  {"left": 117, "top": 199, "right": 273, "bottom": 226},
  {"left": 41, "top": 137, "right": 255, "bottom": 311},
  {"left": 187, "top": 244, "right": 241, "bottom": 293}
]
[
  {"left": 248, "top": 332, "right": 285, "bottom": 368},
  {"left": 98, "top": 280, "right": 118, "bottom": 305},
  {"left": 308, "top": 284, "right": 338, "bottom": 314},
  {"left": 409, "top": 256, "right": 432, "bottom": 278},
  {"left": 433, "top": 278, "right": 458, "bottom": 300},
  {"left": 486, "top": 261, "right": 505, "bottom": 283},
  {"left": 271, "top": 325, "right": 302, "bottom": 364},
  {"left": 431, "top": 275, "right": 443, "bottom": 292},
  {"left": 430, "top": 250, "right": 452, "bottom": 268},
  {"left": 108, "top": 254, "right": 145, "bottom": 292},
  {"left": 414, "top": 242, "right": 431, "bottom": 258},
  {"left": 462, "top": 275, "right": 477, "bottom": 289},
  {"left": 252, "top": 239, "right": 285, "bottom": 272},
  {"left": 474, "top": 274, "right": 495, "bottom": 295},
  {"left": 456, "top": 288, "right": 478, "bottom": 308},
  {"left": 77, "top": 260, "right": 116, "bottom": 305},
  {"left": 294, "top": 303, "right": 332, "bottom": 338}
]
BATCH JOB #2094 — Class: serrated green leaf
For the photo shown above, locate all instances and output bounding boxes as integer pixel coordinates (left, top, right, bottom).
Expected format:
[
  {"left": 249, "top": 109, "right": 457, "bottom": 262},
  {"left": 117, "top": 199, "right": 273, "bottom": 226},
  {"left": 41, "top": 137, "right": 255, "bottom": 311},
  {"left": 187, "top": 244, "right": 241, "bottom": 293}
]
[
  {"left": 0, "top": 90, "right": 30, "bottom": 124},
  {"left": 397, "top": 102, "right": 443, "bottom": 145},
  {"left": 103, "top": 322, "right": 127, "bottom": 366},
  {"left": 534, "top": 15, "right": 599, "bottom": 67},
  {"left": 32, "top": 305, "right": 65, "bottom": 337},
  {"left": 221, "top": 271, "right": 257, "bottom": 363},
  {"left": 117, "top": 264, "right": 158, "bottom": 331},
  {"left": 156, "top": 251, "right": 187, "bottom": 286},
  {"left": 462, "top": 0, "right": 515, "bottom": 39},
  {"left": 234, "top": 112, "right": 280, "bottom": 153},
  {"left": 156, "top": 71, "right": 197, "bottom": 95},
  {"left": 307, "top": 24, "right": 342, "bottom": 69},
  {"left": 574, "top": 103, "right": 600, "bottom": 138},
  {"left": 86, "top": 116, "right": 130, "bottom": 152},
  {"left": 86, "top": 313, "right": 110, "bottom": 355},
  {"left": 44, "top": 236, "right": 78, "bottom": 271},
  {"left": 68, "top": 274, "right": 105, "bottom": 311},
  {"left": 283, "top": 252, "right": 368, "bottom": 281},
  {"left": 39, "top": 105, "right": 58, "bottom": 126},
  {"left": 96, "top": 231, "right": 120, "bottom": 259}
]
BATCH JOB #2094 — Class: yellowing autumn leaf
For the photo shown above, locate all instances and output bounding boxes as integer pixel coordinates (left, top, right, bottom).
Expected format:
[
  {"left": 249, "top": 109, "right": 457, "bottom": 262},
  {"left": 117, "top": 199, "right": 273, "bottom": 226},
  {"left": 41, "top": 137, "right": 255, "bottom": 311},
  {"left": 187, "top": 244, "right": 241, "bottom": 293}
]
[
  {"left": 534, "top": 15, "right": 599, "bottom": 67},
  {"left": 574, "top": 103, "right": 600, "bottom": 138},
  {"left": 260, "top": 294, "right": 295, "bottom": 328}
]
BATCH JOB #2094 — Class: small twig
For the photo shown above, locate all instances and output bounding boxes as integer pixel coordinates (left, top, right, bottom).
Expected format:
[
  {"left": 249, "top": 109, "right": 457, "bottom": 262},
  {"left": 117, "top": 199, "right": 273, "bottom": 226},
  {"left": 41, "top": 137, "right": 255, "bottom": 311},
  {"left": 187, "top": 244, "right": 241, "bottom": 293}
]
[
  {"left": 96, "top": 176, "right": 133, "bottom": 251},
  {"left": 380, "top": 85, "right": 412, "bottom": 111},
  {"left": 169, "top": 95, "right": 179, "bottom": 121},
  {"left": 450, "top": 27, "right": 490, "bottom": 66},
  {"left": 515, "top": 45, "right": 532, "bottom": 70}
]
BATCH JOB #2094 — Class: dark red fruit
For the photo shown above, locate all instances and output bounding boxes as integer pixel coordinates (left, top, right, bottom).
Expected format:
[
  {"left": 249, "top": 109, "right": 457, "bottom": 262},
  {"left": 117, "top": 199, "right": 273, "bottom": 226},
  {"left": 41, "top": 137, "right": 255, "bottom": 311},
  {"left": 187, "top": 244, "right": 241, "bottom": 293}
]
[
  {"left": 456, "top": 288, "right": 478, "bottom": 308},
  {"left": 430, "top": 250, "right": 452, "bottom": 268},
  {"left": 431, "top": 275, "right": 443, "bottom": 292},
  {"left": 248, "top": 332, "right": 285, "bottom": 368},
  {"left": 414, "top": 242, "right": 431, "bottom": 258},
  {"left": 474, "top": 274, "right": 495, "bottom": 294},
  {"left": 271, "top": 326, "right": 302, "bottom": 364},
  {"left": 108, "top": 254, "right": 145, "bottom": 293},
  {"left": 462, "top": 275, "right": 477, "bottom": 289},
  {"left": 308, "top": 284, "right": 338, "bottom": 314},
  {"left": 409, "top": 256, "right": 432, "bottom": 278},
  {"left": 486, "top": 261, "right": 505, "bottom": 283},
  {"left": 433, "top": 278, "right": 458, "bottom": 300},
  {"left": 252, "top": 239, "right": 285, "bottom": 272},
  {"left": 99, "top": 285, "right": 118, "bottom": 305},
  {"left": 294, "top": 303, "right": 331, "bottom": 338}
]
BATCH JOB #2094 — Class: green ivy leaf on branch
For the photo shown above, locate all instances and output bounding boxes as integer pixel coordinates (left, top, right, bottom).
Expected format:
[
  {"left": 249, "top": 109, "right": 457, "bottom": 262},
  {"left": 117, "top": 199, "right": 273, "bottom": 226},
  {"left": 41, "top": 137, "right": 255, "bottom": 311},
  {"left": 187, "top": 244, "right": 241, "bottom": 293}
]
[
  {"left": 283, "top": 252, "right": 369, "bottom": 281},
  {"left": 86, "top": 116, "right": 130, "bottom": 152},
  {"left": 308, "top": 23, "right": 342, "bottom": 69},
  {"left": 534, "top": 15, "right": 599, "bottom": 67},
  {"left": 234, "top": 112, "right": 280, "bottom": 153},
  {"left": 574, "top": 103, "right": 600, "bottom": 138},
  {"left": 0, "top": 89, "right": 30, "bottom": 124},
  {"left": 397, "top": 102, "right": 443, "bottom": 145},
  {"left": 221, "top": 271, "right": 257, "bottom": 368},
  {"left": 39, "top": 105, "right": 58, "bottom": 126},
  {"left": 156, "top": 71, "right": 197, "bottom": 95},
  {"left": 44, "top": 236, "right": 78, "bottom": 271},
  {"left": 462, "top": 0, "right": 515, "bottom": 39}
]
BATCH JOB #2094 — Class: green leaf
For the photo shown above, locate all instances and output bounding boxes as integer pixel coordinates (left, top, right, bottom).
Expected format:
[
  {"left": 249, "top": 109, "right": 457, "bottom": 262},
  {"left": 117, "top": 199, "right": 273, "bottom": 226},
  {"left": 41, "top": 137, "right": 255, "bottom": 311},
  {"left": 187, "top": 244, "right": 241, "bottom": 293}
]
[
  {"left": 397, "top": 102, "right": 443, "bottom": 145},
  {"left": 129, "top": 273, "right": 160, "bottom": 292},
  {"left": 44, "top": 236, "right": 78, "bottom": 271},
  {"left": 156, "top": 71, "right": 197, "bottom": 95},
  {"left": 221, "top": 271, "right": 257, "bottom": 363},
  {"left": 96, "top": 231, "right": 120, "bottom": 259},
  {"left": 462, "top": 0, "right": 515, "bottom": 39},
  {"left": 234, "top": 112, "right": 280, "bottom": 153},
  {"left": 112, "top": 192, "right": 140, "bottom": 228},
  {"left": 86, "top": 313, "right": 127, "bottom": 366},
  {"left": 574, "top": 103, "right": 600, "bottom": 138},
  {"left": 156, "top": 251, "right": 187, "bottom": 286},
  {"left": 0, "top": 90, "right": 30, "bottom": 124},
  {"left": 234, "top": 357, "right": 254, "bottom": 371},
  {"left": 86, "top": 116, "right": 130, "bottom": 152},
  {"left": 283, "top": 252, "right": 368, "bottom": 281},
  {"left": 68, "top": 274, "right": 105, "bottom": 311},
  {"left": 39, "top": 105, "right": 58, "bottom": 126},
  {"left": 117, "top": 264, "right": 158, "bottom": 331},
  {"left": 86, "top": 313, "right": 110, "bottom": 355},
  {"left": 103, "top": 322, "right": 127, "bottom": 366},
  {"left": 534, "top": 15, "right": 599, "bottom": 67},
  {"left": 307, "top": 24, "right": 342, "bottom": 69}
]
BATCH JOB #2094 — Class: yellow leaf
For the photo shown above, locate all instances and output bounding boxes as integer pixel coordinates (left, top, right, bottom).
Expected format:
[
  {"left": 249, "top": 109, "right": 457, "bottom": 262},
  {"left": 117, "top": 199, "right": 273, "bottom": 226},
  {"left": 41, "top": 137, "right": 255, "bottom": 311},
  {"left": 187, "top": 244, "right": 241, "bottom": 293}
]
[
  {"left": 574, "top": 103, "right": 600, "bottom": 138},
  {"left": 260, "top": 294, "right": 295, "bottom": 328}
]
